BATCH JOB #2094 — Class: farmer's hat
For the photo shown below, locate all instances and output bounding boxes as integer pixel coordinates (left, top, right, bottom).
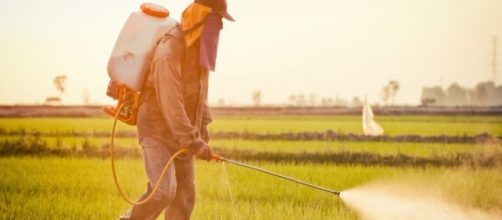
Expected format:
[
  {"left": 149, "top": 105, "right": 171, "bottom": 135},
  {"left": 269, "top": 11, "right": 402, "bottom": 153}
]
[{"left": 195, "top": 0, "right": 235, "bottom": 22}]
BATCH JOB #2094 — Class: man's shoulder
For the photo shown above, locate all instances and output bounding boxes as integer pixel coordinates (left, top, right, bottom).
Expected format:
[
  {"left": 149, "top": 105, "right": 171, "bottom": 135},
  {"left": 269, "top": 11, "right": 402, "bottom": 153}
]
[
  {"left": 160, "top": 24, "right": 184, "bottom": 46},
  {"left": 167, "top": 24, "right": 184, "bottom": 40},
  {"left": 154, "top": 25, "right": 185, "bottom": 61}
]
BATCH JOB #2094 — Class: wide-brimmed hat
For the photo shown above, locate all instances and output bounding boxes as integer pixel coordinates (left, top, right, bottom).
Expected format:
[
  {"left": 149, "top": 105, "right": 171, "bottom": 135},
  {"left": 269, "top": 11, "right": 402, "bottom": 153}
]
[{"left": 195, "top": 0, "right": 235, "bottom": 22}]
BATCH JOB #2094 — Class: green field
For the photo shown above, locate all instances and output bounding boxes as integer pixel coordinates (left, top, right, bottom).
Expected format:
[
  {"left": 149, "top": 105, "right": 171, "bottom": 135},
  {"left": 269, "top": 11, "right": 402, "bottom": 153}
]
[
  {"left": 1, "top": 157, "right": 501, "bottom": 220},
  {"left": 1, "top": 135, "right": 492, "bottom": 157},
  {"left": 0, "top": 115, "right": 501, "bottom": 219},
  {"left": 1, "top": 115, "right": 501, "bottom": 136}
]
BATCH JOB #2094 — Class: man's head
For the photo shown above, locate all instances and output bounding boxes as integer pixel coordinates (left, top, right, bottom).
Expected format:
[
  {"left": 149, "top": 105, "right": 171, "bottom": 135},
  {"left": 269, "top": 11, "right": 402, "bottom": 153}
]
[{"left": 194, "top": 0, "right": 235, "bottom": 22}]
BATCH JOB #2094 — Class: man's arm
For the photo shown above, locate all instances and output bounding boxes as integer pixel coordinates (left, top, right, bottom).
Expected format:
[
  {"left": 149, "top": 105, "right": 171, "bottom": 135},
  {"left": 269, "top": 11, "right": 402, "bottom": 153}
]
[{"left": 200, "top": 102, "right": 213, "bottom": 143}]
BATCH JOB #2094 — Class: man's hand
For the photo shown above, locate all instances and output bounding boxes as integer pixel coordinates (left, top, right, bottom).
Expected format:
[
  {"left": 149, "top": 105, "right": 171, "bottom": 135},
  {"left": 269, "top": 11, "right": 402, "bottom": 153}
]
[
  {"left": 195, "top": 143, "right": 213, "bottom": 161},
  {"left": 188, "top": 140, "right": 213, "bottom": 161}
]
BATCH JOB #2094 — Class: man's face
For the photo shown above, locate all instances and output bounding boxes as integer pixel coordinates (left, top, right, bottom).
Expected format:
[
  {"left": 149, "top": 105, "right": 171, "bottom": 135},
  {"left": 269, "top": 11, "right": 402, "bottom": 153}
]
[{"left": 199, "top": 11, "right": 224, "bottom": 71}]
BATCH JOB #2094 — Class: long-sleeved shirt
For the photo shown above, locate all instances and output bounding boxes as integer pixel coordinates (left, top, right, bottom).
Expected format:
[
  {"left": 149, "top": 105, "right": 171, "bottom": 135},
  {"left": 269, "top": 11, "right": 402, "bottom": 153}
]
[{"left": 137, "top": 25, "right": 212, "bottom": 152}]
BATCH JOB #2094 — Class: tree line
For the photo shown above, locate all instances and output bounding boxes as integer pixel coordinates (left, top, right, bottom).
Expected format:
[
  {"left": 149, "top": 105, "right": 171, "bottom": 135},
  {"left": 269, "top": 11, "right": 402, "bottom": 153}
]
[{"left": 421, "top": 81, "right": 502, "bottom": 106}]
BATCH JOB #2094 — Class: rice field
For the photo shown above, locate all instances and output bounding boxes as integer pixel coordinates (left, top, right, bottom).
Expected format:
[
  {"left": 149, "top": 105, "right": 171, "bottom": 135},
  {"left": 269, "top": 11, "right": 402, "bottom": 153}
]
[
  {"left": 0, "top": 114, "right": 501, "bottom": 219},
  {"left": 1, "top": 157, "right": 501, "bottom": 220}
]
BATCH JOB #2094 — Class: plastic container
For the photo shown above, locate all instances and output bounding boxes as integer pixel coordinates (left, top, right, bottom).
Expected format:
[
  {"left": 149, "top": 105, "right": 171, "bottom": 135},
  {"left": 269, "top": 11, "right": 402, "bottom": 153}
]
[{"left": 107, "top": 3, "right": 177, "bottom": 92}]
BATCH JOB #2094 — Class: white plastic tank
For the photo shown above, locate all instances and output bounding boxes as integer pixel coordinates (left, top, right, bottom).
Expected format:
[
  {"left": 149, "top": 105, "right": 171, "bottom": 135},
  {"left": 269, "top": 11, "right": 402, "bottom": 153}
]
[{"left": 107, "top": 3, "right": 177, "bottom": 92}]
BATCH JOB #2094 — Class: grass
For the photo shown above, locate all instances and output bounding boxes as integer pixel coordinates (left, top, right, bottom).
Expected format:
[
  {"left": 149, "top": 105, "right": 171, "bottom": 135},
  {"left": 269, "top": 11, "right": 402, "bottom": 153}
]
[
  {"left": 210, "top": 139, "right": 493, "bottom": 157},
  {"left": 211, "top": 115, "right": 502, "bottom": 136},
  {"left": 0, "top": 157, "right": 501, "bottom": 220},
  {"left": 1, "top": 115, "right": 501, "bottom": 136},
  {"left": 0, "top": 118, "right": 136, "bottom": 133}
]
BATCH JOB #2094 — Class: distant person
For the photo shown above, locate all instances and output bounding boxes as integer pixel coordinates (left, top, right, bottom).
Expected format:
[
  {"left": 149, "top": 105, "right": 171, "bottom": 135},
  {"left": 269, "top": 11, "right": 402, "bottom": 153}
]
[{"left": 120, "top": 0, "right": 234, "bottom": 219}]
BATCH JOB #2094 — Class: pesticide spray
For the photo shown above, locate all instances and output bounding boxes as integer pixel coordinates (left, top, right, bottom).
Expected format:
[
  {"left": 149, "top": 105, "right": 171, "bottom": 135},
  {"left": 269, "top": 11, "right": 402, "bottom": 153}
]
[{"left": 340, "top": 180, "right": 501, "bottom": 220}]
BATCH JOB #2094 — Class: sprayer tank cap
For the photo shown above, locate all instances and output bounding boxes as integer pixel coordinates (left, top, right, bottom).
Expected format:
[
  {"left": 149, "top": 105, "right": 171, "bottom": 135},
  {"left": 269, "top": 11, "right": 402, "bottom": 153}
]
[{"left": 140, "top": 3, "right": 169, "bottom": 18}]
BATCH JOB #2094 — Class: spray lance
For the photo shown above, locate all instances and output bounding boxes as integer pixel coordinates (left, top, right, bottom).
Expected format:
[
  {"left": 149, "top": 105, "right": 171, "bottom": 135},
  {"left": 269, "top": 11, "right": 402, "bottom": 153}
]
[{"left": 211, "top": 154, "right": 341, "bottom": 196}]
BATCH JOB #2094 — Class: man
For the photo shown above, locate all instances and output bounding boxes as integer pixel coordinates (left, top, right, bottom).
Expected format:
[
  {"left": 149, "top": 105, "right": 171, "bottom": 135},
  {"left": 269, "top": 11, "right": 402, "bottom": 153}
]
[{"left": 120, "top": 0, "right": 234, "bottom": 219}]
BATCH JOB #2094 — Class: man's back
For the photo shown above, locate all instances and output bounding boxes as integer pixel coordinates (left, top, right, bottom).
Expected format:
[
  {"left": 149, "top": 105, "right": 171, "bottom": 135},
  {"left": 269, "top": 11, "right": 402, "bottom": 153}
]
[{"left": 137, "top": 25, "right": 200, "bottom": 151}]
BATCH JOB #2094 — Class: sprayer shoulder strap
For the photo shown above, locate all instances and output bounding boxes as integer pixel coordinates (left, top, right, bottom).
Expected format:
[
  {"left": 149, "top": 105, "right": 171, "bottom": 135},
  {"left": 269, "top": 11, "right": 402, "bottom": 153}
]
[{"left": 142, "top": 25, "right": 185, "bottom": 100}]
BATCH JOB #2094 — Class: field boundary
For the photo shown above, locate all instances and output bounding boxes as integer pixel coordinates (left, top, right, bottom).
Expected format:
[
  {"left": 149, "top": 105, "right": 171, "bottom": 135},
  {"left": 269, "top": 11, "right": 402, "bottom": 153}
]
[
  {"left": 2, "top": 130, "right": 499, "bottom": 144},
  {"left": 1, "top": 137, "right": 500, "bottom": 167},
  {"left": 209, "top": 131, "right": 499, "bottom": 144},
  {"left": 1, "top": 105, "right": 502, "bottom": 117}
]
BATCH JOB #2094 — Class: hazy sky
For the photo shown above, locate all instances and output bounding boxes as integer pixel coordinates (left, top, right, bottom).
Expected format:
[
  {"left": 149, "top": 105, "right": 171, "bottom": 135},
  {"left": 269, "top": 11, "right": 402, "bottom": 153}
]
[{"left": 0, "top": 0, "right": 501, "bottom": 105}]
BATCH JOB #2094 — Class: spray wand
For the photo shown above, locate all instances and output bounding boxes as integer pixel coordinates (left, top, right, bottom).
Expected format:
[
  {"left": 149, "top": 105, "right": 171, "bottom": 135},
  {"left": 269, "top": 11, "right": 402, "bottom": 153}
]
[{"left": 212, "top": 154, "right": 341, "bottom": 196}]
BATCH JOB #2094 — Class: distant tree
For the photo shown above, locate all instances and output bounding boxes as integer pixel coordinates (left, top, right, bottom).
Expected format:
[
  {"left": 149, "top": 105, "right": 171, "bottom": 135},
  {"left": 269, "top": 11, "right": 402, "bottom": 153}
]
[
  {"left": 475, "top": 83, "right": 489, "bottom": 105},
  {"left": 446, "top": 83, "right": 468, "bottom": 106},
  {"left": 422, "top": 81, "right": 502, "bottom": 106},
  {"left": 474, "top": 81, "right": 500, "bottom": 106},
  {"left": 334, "top": 96, "right": 348, "bottom": 107},
  {"left": 421, "top": 86, "right": 446, "bottom": 106},
  {"left": 288, "top": 94, "right": 308, "bottom": 106},
  {"left": 53, "top": 75, "right": 67, "bottom": 96},
  {"left": 466, "top": 89, "right": 478, "bottom": 106},
  {"left": 351, "top": 97, "right": 363, "bottom": 107},
  {"left": 320, "top": 97, "right": 334, "bottom": 107},
  {"left": 218, "top": 98, "right": 226, "bottom": 107},
  {"left": 45, "top": 75, "right": 66, "bottom": 105},
  {"left": 308, "top": 93, "right": 319, "bottom": 106},
  {"left": 297, "top": 94, "right": 306, "bottom": 106},
  {"left": 252, "top": 90, "right": 262, "bottom": 106},
  {"left": 479, "top": 81, "right": 502, "bottom": 106},
  {"left": 288, "top": 95, "right": 297, "bottom": 106},
  {"left": 380, "top": 80, "right": 400, "bottom": 106},
  {"left": 290, "top": 94, "right": 356, "bottom": 107}
]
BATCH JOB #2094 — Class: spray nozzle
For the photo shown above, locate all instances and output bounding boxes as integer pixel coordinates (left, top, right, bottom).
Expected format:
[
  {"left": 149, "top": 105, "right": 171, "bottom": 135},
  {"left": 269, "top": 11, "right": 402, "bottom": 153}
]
[{"left": 211, "top": 154, "right": 224, "bottom": 162}]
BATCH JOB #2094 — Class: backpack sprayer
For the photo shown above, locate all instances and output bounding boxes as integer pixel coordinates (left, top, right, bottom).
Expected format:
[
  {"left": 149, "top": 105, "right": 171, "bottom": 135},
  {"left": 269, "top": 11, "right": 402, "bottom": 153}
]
[
  {"left": 104, "top": 3, "right": 177, "bottom": 126},
  {"left": 104, "top": 3, "right": 183, "bottom": 205},
  {"left": 105, "top": 3, "right": 340, "bottom": 206}
]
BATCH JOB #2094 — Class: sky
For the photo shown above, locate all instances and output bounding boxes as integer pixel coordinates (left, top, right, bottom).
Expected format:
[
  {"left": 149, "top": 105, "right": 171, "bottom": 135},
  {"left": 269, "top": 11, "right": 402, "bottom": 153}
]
[{"left": 0, "top": 0, "right": 501, "bottom": 106}]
